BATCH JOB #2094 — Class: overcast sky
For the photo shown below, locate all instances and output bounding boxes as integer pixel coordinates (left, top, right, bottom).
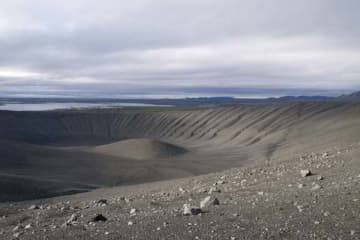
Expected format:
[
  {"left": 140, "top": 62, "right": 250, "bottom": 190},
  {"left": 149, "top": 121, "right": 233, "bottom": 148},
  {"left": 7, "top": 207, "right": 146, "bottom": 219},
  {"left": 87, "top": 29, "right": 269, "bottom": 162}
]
[{"left": 0, "top": 0, "right": 359, "bottom": 98}]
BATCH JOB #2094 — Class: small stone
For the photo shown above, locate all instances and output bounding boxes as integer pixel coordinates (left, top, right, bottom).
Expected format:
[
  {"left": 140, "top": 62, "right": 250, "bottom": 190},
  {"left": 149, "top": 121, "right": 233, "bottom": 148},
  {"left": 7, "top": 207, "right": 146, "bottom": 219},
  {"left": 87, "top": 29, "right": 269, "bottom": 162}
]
[
  {"left": 96, "top": 199, "right": 107, "bottom": 204},
  {"left": 183, "top": 204, "right": 192, "bottom": 215},
  {"left": 209, "top": 186, "right": 221, "bottom": 194},
  {"left": 212, "top": 198, "right": 220, "bottom": 205},
  {"left": 317, "top": 176, "right": 324, "bottom": 181},
  {"left": 128, "top": 221, "right": 134, "bottom": 226},
  {"left": 350, "top": 230, "right": 356, "bottom": 235},
  {"left": 24, "top": 224, "right": 32, "bottom": 230},
  {"left": 13, "top": 232, "right": 22, "bottom": 238},
  {"left": 92, "top": 214, "right": 107, "bottom": 222},
  {"left": 314, "top": 221, "right": 320, "bottom": 225},
  {"left": 183, "top": 203, "right": 202, "bottom": 215},
  {"left": 200, "top": 196, "right": 211, "bottom": 209},
  {"left": 105, "top": 231, "right": 109, "bottom": 235},
  {"left": 298, "top": 184, "right": 305, "bottom": 189},
  {"left": 191, "top": 208, "right": 202, "bottom": 215},
  {"left": 63, "top": 213, "right": 78, "bottom": 226},
  {"left": 300, "top": 170, "right": 312, "bottom": 177},
  {"left": 28, "top": 205, "right": 39, "bottom": 210},
  {"left": 13, "top": 226, "right": 21, "bottom": 232},
  {"left": 214, "top": 180, "right": 225, "bottom": 185},
  {"left": 297, "top": 205, "right": 304, "bottom": 213},
  {"left": 130, "top": 208, "right": 137, "bottom": 215},
  {"left": 200, "top": 196, "right": 220, "bottom": 209},
  {"left": 311, "top": 184, "right": 321, "bottom": 191}
]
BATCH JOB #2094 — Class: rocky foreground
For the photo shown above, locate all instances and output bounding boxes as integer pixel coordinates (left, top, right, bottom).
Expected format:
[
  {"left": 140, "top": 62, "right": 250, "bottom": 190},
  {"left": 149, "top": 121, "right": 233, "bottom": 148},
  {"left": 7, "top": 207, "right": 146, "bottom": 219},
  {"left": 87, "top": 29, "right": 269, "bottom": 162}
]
[{"left": 0, "top": 142, "right": 359, "bottom": 240}]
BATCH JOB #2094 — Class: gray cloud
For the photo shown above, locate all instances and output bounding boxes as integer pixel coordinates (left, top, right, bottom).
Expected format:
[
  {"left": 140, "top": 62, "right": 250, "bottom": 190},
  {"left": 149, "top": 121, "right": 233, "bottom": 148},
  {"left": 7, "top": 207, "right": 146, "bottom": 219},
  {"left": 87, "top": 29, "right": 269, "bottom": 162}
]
[{"left": 0, "top": 0, "right": 359, "bottom": 98}]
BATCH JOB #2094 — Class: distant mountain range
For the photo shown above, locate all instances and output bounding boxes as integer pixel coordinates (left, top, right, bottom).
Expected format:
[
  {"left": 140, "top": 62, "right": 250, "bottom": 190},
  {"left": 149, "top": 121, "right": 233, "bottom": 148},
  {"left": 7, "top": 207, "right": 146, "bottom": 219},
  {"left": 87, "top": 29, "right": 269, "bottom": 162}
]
[
  {"left": 0, "top": 90, "right": 359, "bottom": 107},
  {"left": 338, "top": 91, "right": 360, "bottom": 100}
]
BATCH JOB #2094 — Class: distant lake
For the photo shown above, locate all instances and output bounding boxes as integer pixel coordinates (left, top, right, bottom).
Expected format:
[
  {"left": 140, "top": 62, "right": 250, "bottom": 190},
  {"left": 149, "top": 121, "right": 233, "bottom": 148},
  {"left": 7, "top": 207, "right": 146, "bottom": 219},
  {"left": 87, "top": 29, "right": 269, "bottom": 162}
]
[{"left": 0, "top": 102, "right": 170, "bottom": 111}]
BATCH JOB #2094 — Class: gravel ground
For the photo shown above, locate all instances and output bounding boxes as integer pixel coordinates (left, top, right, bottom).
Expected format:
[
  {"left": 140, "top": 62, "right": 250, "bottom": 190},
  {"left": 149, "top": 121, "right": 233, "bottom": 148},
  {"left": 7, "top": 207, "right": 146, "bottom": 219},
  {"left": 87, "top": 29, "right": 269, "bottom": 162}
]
[{"left": 1, "top": 142, "right": 359, "bottom": 240}]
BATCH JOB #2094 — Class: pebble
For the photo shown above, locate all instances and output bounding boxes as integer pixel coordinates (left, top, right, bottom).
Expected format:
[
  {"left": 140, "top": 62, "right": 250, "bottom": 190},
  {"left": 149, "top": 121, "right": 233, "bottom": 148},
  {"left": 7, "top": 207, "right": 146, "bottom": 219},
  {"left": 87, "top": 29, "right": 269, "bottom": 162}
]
[
  {"left": 183, "top": 204, "right": 202, "bottom": 215},
  {"left": 13, "top": 232, "right": 22, "bottom": 238},
  {"left": 300, "top": 170, "right": 312, "bottom": 177},
  {"left": 130, "top": 208, "right": 137, "bottom": 215},
  {"left": 311, "top": 184, "right": 321, "bottom": 191},
  {"left": 209, "top": 186, "right": 221, "bottom": 194},
  {"left": 28, "top": 205, "right": 39, "bottom": 210}
]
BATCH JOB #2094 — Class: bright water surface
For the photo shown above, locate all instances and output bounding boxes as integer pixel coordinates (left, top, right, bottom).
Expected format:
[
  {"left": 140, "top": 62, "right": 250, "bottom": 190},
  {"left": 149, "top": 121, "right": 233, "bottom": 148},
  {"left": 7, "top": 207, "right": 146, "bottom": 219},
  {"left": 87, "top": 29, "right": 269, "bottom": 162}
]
[{"left": 0, "top": 102, "right": 169, "bottom": 111}]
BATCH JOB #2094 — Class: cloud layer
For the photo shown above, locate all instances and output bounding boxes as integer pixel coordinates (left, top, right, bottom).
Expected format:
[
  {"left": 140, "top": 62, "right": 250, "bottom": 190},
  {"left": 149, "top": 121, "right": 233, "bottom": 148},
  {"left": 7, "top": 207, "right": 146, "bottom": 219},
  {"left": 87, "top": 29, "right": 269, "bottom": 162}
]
[{"left": 0, "top": 0, "right": 359, "bottom": 98}]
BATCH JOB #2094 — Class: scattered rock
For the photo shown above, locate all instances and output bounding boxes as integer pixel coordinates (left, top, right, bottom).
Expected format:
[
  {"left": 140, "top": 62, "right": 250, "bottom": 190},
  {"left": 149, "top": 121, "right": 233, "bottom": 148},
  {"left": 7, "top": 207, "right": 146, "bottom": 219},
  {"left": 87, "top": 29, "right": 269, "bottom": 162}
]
[
  {"left": 214, "top": 180, "right": 225, "bottom": 185},
  {"left": 92, "top": 214, "right": 107, "bottom": 222},
  {"left": 209, "top": 186, "right": 221, "bottom": 194},
  {"left": 200, "top": 196, "right": 211, "bottom": 209},
  {"left": 24, "top": 224, "right": 32, "bottom": 230},
  {"left": 317, "top": 176, "right": 324, "bottom": 181},
  {"left": 311, "top": 184, "right": 322, "bottom": 191},
  {"left": 28, "top": 205, "right": 39, "bottom": 210},
  {"left": 13, "top": 232, "right": 22, "bottom": 238},
  {"left": 130, "top": 208, "right": 137, "bottom": 215},
  {"left": 212, "top": 198, "right": 220, "bottom": 205},
  {"left": 63, "top": 213, "right": 78, "bottom": 227},
  {"left": 96, "top": 199, "right": 107, "bottom": 205},
  {"left": 183, "top": 204, "right": 202, "bottom": 216},
  {"left": 13, "top": 226, "right": 21, "bottom": 232},
  {"left": 300, "top": 170, "right": 312, "bottom": 177},
  {"left": 200, "top": 196, "right": 220, "bottom": 209}
]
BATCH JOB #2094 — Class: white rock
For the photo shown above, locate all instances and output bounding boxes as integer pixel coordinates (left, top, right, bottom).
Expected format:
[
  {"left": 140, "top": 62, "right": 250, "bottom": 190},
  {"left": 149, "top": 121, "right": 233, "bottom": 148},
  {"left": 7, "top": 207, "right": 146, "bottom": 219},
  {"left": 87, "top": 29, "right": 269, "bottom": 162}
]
[
  {"left": 209, "top": 186, "right": 221, "bottom": 194},
  {"left": 311, "top": 184, "right": 321, "bottom": 191},
  {"left": 28, "top": 205, "right": 39, "bottom": 210},
  {"left": 13, "top": 226, "right": 21, "bottom": 232},
  {"left": 200, "top": 196, "right": 220, "bottom": 209},
  {"left": 130, "top": 208, "right": 137, "bottom": 215},
  {"left": 183, "top": 204, "right": 202, "bottom": 215},
  {"left": 183, "top": 204, "right": 192, "bottom": 215},
  {"left": 200, "top": 196, "right": 211, "bottom": 209},
  {"left": 300, "top": 170, "right": 312, "bottom": 177},
  {"left": 13, "top": 232, "right": 22, "bottom": 238}
]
